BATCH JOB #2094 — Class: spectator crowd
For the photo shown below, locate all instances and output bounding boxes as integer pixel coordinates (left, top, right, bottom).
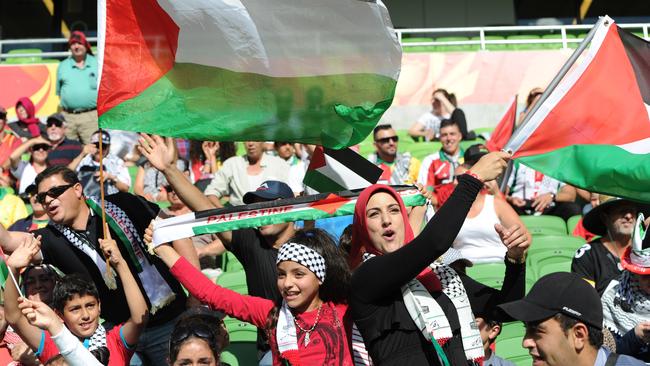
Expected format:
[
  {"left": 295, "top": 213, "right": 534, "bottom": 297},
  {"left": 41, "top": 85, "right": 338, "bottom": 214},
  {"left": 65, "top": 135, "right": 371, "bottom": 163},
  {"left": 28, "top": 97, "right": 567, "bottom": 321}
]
[{"left": 0, "top": 31, "right": 647, "bottom": 366}]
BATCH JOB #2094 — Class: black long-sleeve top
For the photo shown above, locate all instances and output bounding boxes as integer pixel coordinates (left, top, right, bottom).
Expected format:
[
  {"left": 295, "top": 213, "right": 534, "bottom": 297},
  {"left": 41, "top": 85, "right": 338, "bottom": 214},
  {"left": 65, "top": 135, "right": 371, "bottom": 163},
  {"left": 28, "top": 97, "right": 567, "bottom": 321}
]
[{"left": 350, "top": 175, "right": 525, "bottom": 366}]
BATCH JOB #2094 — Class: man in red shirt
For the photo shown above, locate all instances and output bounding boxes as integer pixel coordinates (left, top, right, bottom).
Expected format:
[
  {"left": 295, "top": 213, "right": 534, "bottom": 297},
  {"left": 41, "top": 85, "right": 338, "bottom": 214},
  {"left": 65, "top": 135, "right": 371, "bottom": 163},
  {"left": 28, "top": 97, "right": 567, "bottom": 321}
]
[{"left": 3, "top": 229, "right": 148, "bottom": 365}]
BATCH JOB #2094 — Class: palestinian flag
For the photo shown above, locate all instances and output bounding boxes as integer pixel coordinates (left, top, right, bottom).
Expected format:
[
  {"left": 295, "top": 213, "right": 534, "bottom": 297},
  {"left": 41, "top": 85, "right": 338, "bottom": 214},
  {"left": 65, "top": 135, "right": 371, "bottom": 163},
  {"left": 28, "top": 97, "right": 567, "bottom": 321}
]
[
  {"left": 0, "top": 246, "right": 9, "bottom": 289},
  {"left": 303, "top": 146, "right": 383, "bottom": 193},
  {"left": 486, "top": 94, "right": 517, "bottom": 152},
  {"left": 97, "top": 0, "right": 401, "bottom": 149},
  {"left": 505, "top": 16, "right": 650, "bottom": 202},
  {"left": 151, "top": 186, "right": 425, "bottom": 245}
]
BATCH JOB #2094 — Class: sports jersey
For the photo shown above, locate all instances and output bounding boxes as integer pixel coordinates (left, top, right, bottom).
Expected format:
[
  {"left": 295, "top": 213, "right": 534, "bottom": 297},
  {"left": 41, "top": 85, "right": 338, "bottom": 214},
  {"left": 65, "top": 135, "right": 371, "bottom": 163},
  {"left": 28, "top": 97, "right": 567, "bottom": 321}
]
[{"left": 572, "top": 239, "right": 623, "bottom": 296}]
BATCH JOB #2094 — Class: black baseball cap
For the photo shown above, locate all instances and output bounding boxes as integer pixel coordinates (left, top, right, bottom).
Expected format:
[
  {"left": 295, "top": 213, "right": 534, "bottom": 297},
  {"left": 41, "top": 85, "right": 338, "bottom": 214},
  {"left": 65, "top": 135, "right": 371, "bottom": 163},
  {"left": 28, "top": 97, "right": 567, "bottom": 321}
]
[
  {"left": 463, "top": 144, "right": 489, "bottom": 166},
  {"left": 46, "top": 113, "right": 66, "bottom": 126},
  {"left": 243, "top": 181, "right": 294, "bottom": 204},
  {"left": 498, "top": 272, "right": 603, "bottom": 329}
]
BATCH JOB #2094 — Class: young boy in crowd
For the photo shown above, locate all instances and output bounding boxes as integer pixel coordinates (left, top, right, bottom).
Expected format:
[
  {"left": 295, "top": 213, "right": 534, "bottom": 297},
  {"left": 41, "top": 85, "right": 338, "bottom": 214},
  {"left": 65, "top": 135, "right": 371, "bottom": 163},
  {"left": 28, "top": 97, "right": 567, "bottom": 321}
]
[
  {"left": 3, "top": 230, "right": 148, "bottom": 365},
  {"left": 476, "top": 315, "right": 515, "bottom": 366}
]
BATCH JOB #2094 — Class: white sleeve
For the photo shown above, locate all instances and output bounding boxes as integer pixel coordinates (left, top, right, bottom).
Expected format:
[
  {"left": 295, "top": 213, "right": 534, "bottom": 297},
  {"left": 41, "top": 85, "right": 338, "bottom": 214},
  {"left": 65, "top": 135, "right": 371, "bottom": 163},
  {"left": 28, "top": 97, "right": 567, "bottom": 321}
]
[
  {"left": 50, "top": 326, "right": 102, "bottom": 366},
  {"left": 417, "top": 155, "right": 433, "bottom": 186}
]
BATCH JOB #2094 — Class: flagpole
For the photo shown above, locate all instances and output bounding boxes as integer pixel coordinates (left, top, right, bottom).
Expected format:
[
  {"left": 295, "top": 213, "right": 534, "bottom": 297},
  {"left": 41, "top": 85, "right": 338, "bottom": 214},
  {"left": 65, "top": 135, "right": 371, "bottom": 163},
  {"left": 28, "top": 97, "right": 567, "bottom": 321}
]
[
  {"left": 97, "top": 129, "right": 112, "bottom": 277},
  {"left": 503, "top": 16, "right": 608, "bottom": 153}
]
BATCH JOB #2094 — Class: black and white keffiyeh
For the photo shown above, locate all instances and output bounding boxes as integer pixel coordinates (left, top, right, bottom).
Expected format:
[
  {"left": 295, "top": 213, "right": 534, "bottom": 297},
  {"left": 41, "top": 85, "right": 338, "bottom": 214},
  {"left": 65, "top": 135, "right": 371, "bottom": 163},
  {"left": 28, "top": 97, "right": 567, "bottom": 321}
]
[
  {"left": 603, "top": 272, "right": 650, "bottom": 336},
  {"left": 276, "top": 242, "right": 326, "bottom": 282},
  {"left": 84, "top": 324, "right": 107, "bottom": 351}
]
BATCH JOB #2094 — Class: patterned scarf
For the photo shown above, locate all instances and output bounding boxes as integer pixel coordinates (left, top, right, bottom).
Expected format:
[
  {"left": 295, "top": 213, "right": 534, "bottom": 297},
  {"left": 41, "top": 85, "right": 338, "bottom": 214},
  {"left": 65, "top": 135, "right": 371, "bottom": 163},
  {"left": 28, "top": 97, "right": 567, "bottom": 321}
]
[
  {"left": 602, "top": 271, "right": 650, "bottom": 336},
  {"left": 53, "top": 198, "right": 176, "bottom": 313},
  {"left": 363, "top": 253, "right": 483, "bottom": 365},
  {"left": 84, "top": 324, "right": 107, "bottom": 351}
]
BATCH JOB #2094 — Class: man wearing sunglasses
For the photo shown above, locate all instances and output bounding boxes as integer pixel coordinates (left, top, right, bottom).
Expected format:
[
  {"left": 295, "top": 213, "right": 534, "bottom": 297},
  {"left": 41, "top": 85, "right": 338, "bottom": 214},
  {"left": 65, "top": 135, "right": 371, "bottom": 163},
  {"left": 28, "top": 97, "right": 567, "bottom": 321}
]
[
  {"left": 7, "top": 134, "right": 51, "bottom": 194},
  {"left": 367, "top": 124, "right": 421, "bottom": 185},
  {"left": 43, "top": 113, "right": 82, "bottom": 167},
  {"left": 0, "top": 165, "right": 199, "bottom": 365}
]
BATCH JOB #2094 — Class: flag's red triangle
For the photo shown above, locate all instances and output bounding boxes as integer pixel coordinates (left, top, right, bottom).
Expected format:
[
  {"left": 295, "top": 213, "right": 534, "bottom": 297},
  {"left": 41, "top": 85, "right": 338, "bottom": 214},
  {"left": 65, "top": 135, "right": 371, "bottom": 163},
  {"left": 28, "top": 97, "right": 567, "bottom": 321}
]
[
  {"left": 309, "top": 193, "right": 350, "bottom": 214},
  {"left": 487, "top": 95, "right": 517, "bottom": 152},
  {"left": 308, "top": 146, "right": 326, "bottom": 170}
]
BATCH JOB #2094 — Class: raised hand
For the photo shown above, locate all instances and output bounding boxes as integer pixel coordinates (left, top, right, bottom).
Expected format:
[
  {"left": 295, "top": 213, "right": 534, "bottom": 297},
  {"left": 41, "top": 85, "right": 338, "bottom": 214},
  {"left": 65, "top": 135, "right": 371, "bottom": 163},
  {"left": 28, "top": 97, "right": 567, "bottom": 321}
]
[
  {"left": 6, "top": 235, "right": 41, "bottom": 270},
  {"left": 138, "top": 133, "right": 176, "bottom": 172},
  {"left": 495, "top": 223, "right": 530, "bottom": 262},
  {"left": 17, "top": 298, "right": 60, "bottom": 332},
  {"left": 99, "top": 223, "right": 123, "bottom": 266},
  {"left": 469, "top": 151, "right": 511, "bottom": 183}
]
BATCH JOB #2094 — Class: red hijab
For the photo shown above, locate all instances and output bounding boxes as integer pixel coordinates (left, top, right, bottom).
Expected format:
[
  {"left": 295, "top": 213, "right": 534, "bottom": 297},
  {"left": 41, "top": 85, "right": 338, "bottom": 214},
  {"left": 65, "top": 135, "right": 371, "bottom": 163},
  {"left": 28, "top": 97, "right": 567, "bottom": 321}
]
[
  {"left": 350, "top": 184, "right": 441, "bottom": 292},
  {"left": 15, "top": 97, "right": 41, "bottom": 138}
]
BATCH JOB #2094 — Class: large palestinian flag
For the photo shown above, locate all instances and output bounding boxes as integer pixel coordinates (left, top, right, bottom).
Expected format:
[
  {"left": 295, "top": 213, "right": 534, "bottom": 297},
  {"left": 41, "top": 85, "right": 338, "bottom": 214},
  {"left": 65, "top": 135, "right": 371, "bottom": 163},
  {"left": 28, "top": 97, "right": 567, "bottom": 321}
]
[
  {"left": 97, "top": 0, "right": 401, "bottom": 149},
  {"left": 486, "top": 94, "right": 517, "bottom": 152},
  {"left": 505, "top": 16, "right": 650, "bottom": 202},
  {"left": 151, "top": 186, "right": 425, "bottom": 245}
]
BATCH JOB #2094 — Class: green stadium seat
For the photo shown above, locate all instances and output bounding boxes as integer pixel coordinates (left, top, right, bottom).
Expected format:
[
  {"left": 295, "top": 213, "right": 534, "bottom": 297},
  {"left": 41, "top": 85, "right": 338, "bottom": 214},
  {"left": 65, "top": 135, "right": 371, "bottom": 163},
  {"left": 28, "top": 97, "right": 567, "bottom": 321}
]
[
  {"left": 471, "top": 35, "right": 508, "bottom": 51},
  {"left": 466, "top": 262, "right": 506, "bottom": 290},
  {"left": 220, "top": 351, "right": 239, "bottom": 366},
  {"left": 535, "top": 260, "right": 571, "bottom": 278},
  {"left": 539, "top": 33, "right": 576, "bottom": 49},
  {"left": 4, "top": 48, "right": 43, "bottom": 64},
  {"left": 506, "top": 35, "right": 541, "bottom": 50},
  {"left": 216, "top": 270, "right": 248, "bottom": 294},
  {"left": 434, "top": 36, "right": 475, "bottom": 52},
  {"left": 527, "top": 234, "right": 584, "bottom": 256},
  {"left": 519, "top": 215, "right": 567, "bottom": 236},
  {"left": 459, "top": 139, "right": 482, "bottom": 151},
  {"left": 527, "top": 247, "right": 576, "bottom": 281},
  {"left": 222, "top": 251, "right": 245, "bottom": 272},
  {"left": 473, "top": 127, "right": 495, "bottom": 136},
  {"left": 495, "top": 336, "right": 530, "bottom": 365},
  {"left": 223, "top": 321, "right": 258, "bottom": 366},
  {"left": 500, "top": 321, "right": 525, "bottom": 340},
  {"left": 566, "top": 215, "right": 582, "bottom": 235},
  {"left": 401, "top": 37, "right": 436, "bottom": 53}
]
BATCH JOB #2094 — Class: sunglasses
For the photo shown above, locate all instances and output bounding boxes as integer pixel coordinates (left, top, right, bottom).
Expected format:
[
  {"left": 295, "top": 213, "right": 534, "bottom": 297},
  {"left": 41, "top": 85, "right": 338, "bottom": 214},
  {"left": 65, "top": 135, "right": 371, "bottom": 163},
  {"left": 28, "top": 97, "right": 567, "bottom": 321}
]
[
  {"left": 46, "top": 120, "right": 63, "bottom": 128},
  {"left": 170, "top": 325, "right": 218, "bottom": 348},
  {"left": 375, "top": 136, "right": 399, "bottom": 144},
  {"left": 32, "top": 144, "right": 50, "bottom": 152},
  {"left": 36, "top": 184, "right": 75, "bottom": 205}
]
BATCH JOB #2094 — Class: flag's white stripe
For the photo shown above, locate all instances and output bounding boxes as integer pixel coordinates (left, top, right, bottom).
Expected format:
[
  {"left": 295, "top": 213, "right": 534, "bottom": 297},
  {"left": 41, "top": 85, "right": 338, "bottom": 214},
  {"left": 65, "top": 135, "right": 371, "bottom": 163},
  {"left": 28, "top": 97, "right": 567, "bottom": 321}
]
[
  {"left": 97, "top": 0, "right": 106, "bottom": 85},
  {"left": 156, "top": 0, "right": 400, "bottom": 79},
  {"left": 617, "top": 138, "right": 650, "bottom": 154},
  {"left": 505, "top": 16, "right": 613, "bottom": 153},
  {"left": 317, "top": 154, "right": 373, "bottom": 190}
]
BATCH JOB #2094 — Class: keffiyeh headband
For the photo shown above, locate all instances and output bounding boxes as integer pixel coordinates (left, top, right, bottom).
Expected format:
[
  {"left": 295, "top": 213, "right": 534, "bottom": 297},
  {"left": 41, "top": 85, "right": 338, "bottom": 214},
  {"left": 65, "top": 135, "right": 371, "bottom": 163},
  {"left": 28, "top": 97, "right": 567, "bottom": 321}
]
[{"left": 277, "top": 242, "right": 326, "bottom": 282}]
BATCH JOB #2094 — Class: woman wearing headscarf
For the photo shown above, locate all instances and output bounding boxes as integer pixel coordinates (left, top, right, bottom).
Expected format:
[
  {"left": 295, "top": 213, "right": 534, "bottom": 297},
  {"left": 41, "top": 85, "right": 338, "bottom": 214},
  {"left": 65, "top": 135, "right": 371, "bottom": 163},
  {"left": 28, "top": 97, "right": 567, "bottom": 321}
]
[
  {"left": 602, "top": 213, "right": 650, "bottom": 362},
  {"left": 349, "top": 151, "right": 528, "bottom": 366},
  {"left": 8, "top": 97, "right": 44, "bottom": 139}
]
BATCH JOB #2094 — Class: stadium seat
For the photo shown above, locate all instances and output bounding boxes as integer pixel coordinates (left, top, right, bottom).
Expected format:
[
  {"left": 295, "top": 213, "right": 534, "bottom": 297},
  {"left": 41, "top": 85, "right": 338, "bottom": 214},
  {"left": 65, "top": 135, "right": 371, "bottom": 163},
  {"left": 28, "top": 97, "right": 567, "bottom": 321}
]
[
  {"left": 470, "top": 35, "right": 508, "bottom": 51},
  {"left": 220, "top": 351, "right": 239, "bottom": 366},
  {"left": 526, "top": 247, "right": 575, "bottom": 282},
  {"left": 4, "top": 48, "right": 43, "bottom": 64},
  {"left": 466, "top": 262, "right": 505, "bottom": 290},
  {"left": 540, "top": 33, "right": 577, "bottom": 49},
  {"left": 223, "top": 321, "right": 258, "bottom": 366},
  {"left": 401, "top": 37, "right": 436, "bottom": 52},
  {"left": 506, "top": 34, "right": 541, "bottom": 50},
  {"left": 500, "top": 321, "right": 525, "bottom": 340},
  {"left": 216, "top": 270, "right": 248, "bottom": 294},
  {"left": 519, "top": 215, "right": 567, "bottom": 235},
  {"left": 527, "top": 234, "right": 584, "bottom": 256},
  {"left": 434, "top": 36, "right": 475, "bottom": 52},
  {"left": 459, "top": 139, "right": 482, "bottom": 151},
  {"left": 566, "top": 215, "right": 582, "bottom": 234},
  {"left": 495, "top": 336, "right": 531, "bottom": 365},
  {"left": 535, "top": 260, "right": 571, "bottom": 278},
  {"left": 222, "top": 251, "right": 244, "bottom": 272}
]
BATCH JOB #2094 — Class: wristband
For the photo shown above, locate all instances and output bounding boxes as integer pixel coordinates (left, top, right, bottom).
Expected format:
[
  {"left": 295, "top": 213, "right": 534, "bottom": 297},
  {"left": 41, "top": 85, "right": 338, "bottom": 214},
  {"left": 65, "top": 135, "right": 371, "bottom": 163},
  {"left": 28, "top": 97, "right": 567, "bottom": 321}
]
[{"left": 464, "top": 170, "right": 482, "bottom": 183}]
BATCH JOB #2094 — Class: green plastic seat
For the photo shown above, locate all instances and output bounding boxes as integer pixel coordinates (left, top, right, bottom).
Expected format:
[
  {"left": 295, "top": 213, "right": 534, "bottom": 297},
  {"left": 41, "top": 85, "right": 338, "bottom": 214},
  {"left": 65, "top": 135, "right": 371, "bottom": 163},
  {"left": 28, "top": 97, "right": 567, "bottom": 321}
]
[
  {"left": 216, "top": 270, "right": 248, "bottom": 294},
  {"left": 222, "top": 322, "right": 258, "bottom": 366},
  {"left": 535, "top": 260, "right": 571, "bottom": 278},
  {"left": 4, "top": 48, "right": 43, "bottom": 64},
  {"left": 220, "top": 351, "right": 239, "bottom": 366},
  {"left": 519, "top": 215, "right": 568, "bottom": 236},
  {"left": 527, "top": 234, "right": 585, "bottom": 256},
  {"left": 500, "top": 321, "right": 525, "bottom": 340},
  {"left": 527, "top": 247, "right": 576, "bottom": 281},
  {"left": 471, "top": 35, "right": 508, "bottom": 51},
  {"left": 402, "top": 37, "right": 436, "bottom": 53},
  {"left": 473, "top": 127, "right": 495, "bottom": 135},
  {"left": 466, "top": 262, "right": 506, "bottom": 290},
  {"left": 566, "top": 215, "right": 582, "bottom": 235},
  {"left": 495, "top": 336, "right": 530, "bottom": 364},
  {"left": 459, "top": 139, "right": 482, "bottom": 151},
  {"left": 223, "top": 251, "right": 244, "bottom": 272},
  {"left": 434, "top": 36, "right": 475, "bottom": 52},
  {"left": 226, "top": 321, "right": 258, "bottom": 342},
  {"left": 506, "top": 35, "right": 541, "bottom": 50}
]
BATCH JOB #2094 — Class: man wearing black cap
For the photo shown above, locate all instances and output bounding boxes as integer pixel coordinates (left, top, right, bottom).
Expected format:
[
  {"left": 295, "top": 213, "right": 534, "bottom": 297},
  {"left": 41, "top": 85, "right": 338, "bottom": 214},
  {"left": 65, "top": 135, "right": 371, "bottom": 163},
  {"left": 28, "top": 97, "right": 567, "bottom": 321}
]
[
  {"left": 499, "top": 272, "right": 644, "bottom": 365},
  {"left": 43, "top": 113, "right": 82, "bottom": 167},
  {"left": 56, "top": 31, "right": 98, "bottom": 144},
  {"left": 572, "top": 197, "right": 648, "bottom": 295}
]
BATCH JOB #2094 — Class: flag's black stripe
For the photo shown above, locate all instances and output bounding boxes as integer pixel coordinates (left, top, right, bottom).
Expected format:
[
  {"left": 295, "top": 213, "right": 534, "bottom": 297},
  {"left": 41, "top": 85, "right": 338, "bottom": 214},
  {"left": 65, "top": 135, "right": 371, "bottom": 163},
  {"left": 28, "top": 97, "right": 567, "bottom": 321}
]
[
  {"left": 617, "top": 26, "right": 650, "bottom": 106},
  {"left": 323, "top": 147, "right": 383, "bottom": 183},
  {"left": 194, "top": 185, "right": 416, "bottom": 219}
]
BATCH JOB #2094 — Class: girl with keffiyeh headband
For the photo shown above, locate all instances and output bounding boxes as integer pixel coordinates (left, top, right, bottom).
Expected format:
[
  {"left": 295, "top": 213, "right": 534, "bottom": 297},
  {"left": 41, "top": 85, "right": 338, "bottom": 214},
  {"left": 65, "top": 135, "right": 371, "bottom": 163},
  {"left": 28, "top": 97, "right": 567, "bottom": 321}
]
[
  {"left": 348, "top": 151, "right": 529, "bottom": 366},
  {"left": 149, "top": 228, "right": 358, "bottom": 366}
]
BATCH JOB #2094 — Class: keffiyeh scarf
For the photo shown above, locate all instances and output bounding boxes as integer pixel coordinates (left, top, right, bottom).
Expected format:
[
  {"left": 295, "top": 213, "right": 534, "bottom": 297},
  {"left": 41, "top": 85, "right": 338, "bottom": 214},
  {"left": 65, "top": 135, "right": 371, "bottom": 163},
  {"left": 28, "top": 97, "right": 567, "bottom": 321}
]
[{"left": 602, "top": 271, "right": 650, "bottom": 336}]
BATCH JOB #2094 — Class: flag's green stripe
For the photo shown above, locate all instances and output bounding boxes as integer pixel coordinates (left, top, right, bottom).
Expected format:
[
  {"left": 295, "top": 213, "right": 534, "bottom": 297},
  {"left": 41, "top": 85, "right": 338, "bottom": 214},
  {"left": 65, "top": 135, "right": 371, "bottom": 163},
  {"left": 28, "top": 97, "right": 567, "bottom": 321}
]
[
  {"left": 0, "top": 259, "right": 8, "bottom": 289},
  {"left": 191, "top": 194, "right": 426, "bottom": 235},
  {"left": 518, "top": 144, "right": 650, "bottom": 203},
  {"left": 99, "top": 62, "right": 397, "bottom": 149},
  {"left": 303, "top": 170, "right": 346, "bottom": 193}
]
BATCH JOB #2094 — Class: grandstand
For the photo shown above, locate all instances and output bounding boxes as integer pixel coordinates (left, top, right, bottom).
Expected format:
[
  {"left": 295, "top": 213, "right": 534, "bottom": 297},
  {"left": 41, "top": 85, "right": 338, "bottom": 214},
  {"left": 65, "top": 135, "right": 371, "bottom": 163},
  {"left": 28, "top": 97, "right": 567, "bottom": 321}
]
[{"left": 1, "top": 3, "right": 649, "bottom": 365}]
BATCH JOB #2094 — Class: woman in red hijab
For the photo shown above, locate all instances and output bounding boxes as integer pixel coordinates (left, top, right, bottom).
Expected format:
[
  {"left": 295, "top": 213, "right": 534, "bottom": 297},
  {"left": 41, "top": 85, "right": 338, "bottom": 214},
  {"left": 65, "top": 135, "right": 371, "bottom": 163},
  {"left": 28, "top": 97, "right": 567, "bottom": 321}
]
[
  {"left": 8, "top": 97, "right": 43, "bottom": 139},
  {"left": 349, "top": 151, "right": 529, "bottom": 366}
]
